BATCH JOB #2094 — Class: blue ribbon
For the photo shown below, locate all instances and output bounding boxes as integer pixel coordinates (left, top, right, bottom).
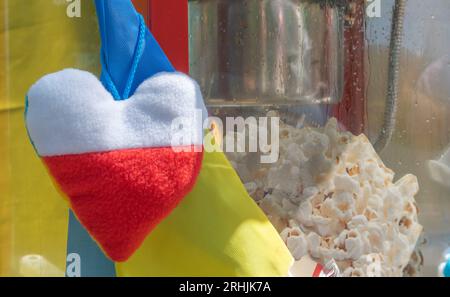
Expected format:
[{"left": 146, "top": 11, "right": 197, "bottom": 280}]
[{"left": 66, "top": 0, "right": 177, "bottom": 277}]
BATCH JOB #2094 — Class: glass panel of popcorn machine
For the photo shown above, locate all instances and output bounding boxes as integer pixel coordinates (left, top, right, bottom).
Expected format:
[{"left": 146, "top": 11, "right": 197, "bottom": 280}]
[{"left": 189, "top": 0, "right": 450, "bottom": 277}]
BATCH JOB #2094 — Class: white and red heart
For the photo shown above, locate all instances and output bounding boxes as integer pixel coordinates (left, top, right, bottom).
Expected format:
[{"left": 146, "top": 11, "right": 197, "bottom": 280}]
[{"left": 26, "top": 69, "right": 207, "bottom": 262}]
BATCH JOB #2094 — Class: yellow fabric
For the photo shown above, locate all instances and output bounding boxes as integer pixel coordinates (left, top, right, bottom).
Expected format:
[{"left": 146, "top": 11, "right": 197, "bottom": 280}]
[
  {"left": 0, "top": 0, "right": 100, "bottom": 276},
  {"left": 116, "top": 150, "right": 293, "bottom": 277},
  {"left": 0, "top": 0, "right": 293, "bottom": 277}
]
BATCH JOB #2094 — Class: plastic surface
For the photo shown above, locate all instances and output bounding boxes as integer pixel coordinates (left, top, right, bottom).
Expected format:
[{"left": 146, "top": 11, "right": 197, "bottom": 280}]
[{"left": 438, "top": 248, "right": 450, "bottom": 277}]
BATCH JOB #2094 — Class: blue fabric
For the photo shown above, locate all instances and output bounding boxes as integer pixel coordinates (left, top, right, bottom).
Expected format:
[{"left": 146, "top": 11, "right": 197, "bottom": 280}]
[
  {"left": 66, "top": 0, "right": 177, "bottom": 276},
  {"left": 94, "top": 0, "right": 175, "bottom": 99},
  {"left": 66, "top": 211, "right": 116, "bottom": 277}
]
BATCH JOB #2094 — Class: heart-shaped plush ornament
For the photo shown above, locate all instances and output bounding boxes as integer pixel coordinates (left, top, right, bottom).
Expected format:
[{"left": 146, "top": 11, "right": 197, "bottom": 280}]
[{"left": 26, "top": 69, "right": 207, "bottom": 262}]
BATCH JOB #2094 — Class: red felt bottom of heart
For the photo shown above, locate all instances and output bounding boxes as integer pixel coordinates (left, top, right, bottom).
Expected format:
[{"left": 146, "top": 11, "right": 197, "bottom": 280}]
[{"left": 43, "top": 146, "right": 203, "bottom": 262}]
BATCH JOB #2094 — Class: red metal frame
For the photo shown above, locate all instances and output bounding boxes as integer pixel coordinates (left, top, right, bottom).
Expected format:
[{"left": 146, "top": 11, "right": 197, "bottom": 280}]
[
  {"left": 132, "top": 0, "right": 190, "bottom": 74},
  {"left": 333, "top": 0, "right": 367, "bottom": 135}
]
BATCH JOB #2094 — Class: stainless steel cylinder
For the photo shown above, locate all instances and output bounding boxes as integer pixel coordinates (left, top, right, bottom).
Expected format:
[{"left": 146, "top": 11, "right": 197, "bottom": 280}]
[{"left": 189, "top": 0, "right": 346, "bottom": 107}]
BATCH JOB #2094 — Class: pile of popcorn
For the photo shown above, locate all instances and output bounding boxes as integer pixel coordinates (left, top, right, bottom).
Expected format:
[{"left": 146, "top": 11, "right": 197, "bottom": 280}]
[{"left": 226, "top": 117, "right": 423, "bottom": 277}]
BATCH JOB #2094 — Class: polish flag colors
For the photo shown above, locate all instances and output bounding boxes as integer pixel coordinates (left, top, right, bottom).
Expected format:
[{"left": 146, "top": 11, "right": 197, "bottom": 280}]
[{"left": 25, "top": 69, "right": 207, "bottom": 262}]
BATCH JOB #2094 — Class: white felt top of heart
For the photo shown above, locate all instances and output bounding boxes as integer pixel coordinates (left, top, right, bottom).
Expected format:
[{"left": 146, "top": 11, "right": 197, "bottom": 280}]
[{"left": 26, "top": 69, "right": 207, "bottom": 157}]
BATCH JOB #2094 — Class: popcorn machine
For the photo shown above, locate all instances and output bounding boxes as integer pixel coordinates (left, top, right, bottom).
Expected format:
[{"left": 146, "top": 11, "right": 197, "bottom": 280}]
[{"left": 187, "top": 0, "right": 450, "bottom": 277}]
